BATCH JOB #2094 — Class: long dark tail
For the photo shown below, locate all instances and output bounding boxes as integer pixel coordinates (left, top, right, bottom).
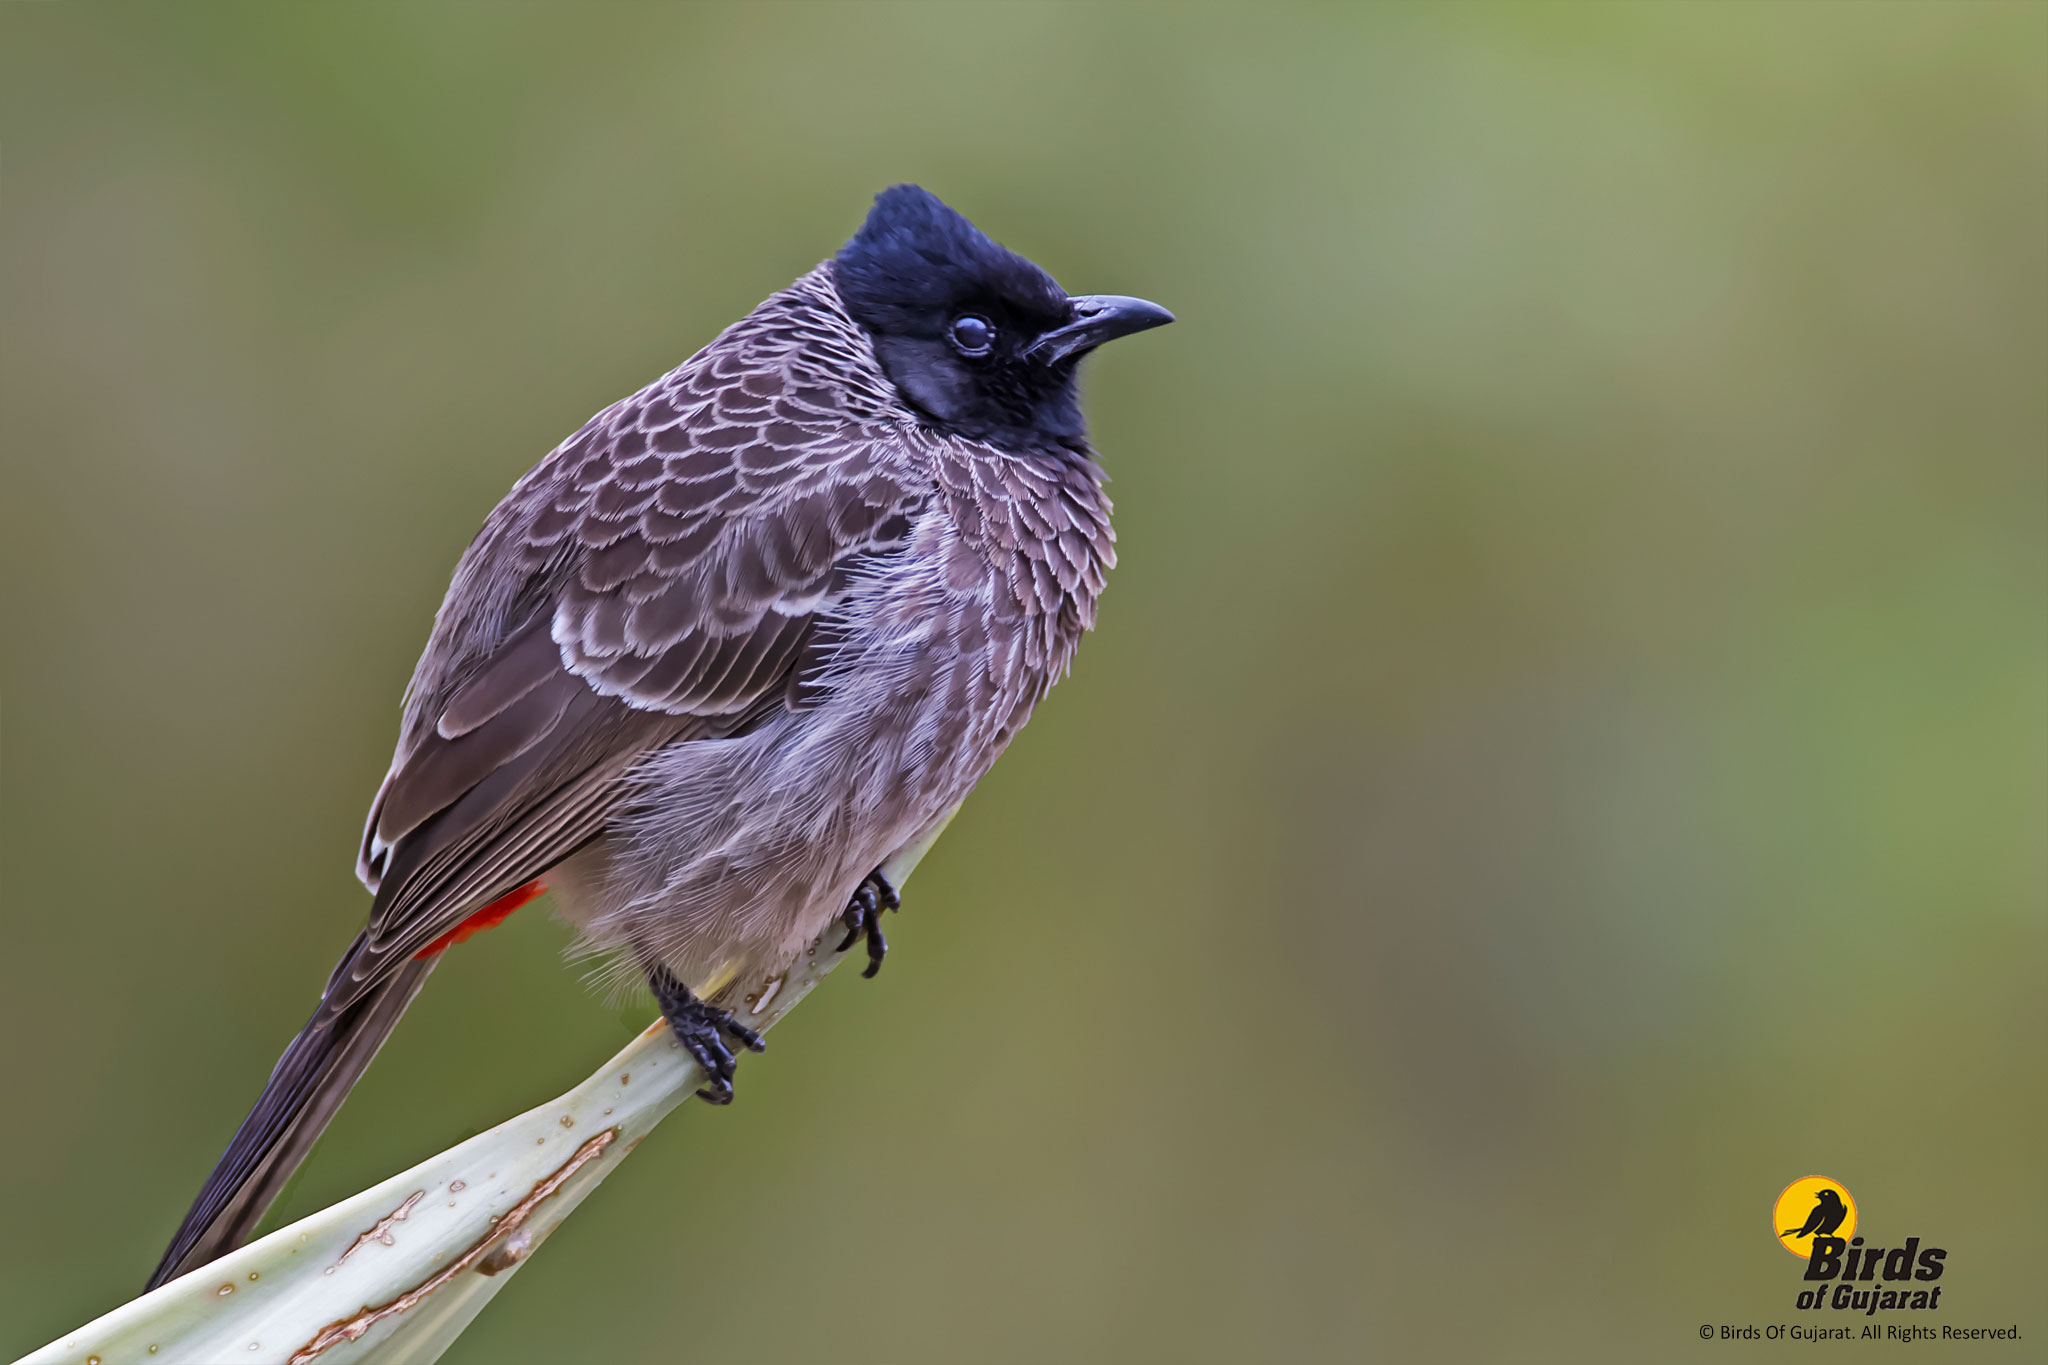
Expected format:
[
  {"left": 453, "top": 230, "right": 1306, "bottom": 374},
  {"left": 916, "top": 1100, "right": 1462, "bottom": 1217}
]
[{"left": 146, "top": 935, "right": 436, "bottom": 1291}]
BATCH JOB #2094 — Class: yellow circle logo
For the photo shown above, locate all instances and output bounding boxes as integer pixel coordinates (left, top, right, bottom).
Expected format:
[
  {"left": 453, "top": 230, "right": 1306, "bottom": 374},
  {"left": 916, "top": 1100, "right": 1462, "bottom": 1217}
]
[{"left": 1773, "top": 1176, "right": 1857, "bottom": 1259}]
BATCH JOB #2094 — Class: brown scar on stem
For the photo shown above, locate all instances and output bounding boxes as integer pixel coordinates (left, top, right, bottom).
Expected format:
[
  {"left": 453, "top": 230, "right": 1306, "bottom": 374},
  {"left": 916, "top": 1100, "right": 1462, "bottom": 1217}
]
[
  {"left": 334, "top": 1190, "right": 424, "bottom": 1265},
  {"left": 476, "top": 1228, "right": 533, "bottom": 1276},
  {"left": 289, "top": 1129, "right": 617, "bottom": 1364}
]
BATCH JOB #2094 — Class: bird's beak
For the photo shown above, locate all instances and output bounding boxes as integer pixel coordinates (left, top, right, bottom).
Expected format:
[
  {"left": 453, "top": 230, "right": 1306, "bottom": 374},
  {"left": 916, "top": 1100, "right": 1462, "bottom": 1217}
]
[{"left": 1028, "top": 294, "right": 1175, "bottom": 364}]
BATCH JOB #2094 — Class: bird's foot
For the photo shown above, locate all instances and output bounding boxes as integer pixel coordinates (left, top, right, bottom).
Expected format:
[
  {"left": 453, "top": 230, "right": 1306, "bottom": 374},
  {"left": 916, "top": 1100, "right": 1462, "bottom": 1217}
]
[
  {"left": 646, "top": 964, "right": 764, "bottom": 1104},
  {"left": 836, "top": 868, "right": 901, "bottom": 979}
]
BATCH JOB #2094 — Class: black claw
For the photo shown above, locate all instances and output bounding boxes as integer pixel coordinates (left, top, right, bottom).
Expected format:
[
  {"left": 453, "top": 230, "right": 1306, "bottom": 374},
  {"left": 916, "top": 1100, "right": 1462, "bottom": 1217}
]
[
  {"left": 646, "top": 961, "right": 761, "bottom": 1103},
  {"left": 839, "top": 869, "right": 901, "bottom": 979},
  {"left": 836, "top": 883, "right": 875, "bottom": 953},
  {"left": 861, "top": 921, "right": 887, "bottom": 979}
]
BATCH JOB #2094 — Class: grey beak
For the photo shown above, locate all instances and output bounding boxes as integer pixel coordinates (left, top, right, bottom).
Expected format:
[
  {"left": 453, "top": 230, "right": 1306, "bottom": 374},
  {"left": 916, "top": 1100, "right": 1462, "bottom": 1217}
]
[{"left": 1028, "top": 294, "right": 1175, "bottom": 364}]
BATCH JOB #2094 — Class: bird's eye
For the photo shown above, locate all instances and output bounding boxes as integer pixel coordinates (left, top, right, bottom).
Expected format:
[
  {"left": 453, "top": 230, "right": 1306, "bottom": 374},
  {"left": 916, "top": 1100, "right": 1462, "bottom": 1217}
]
[{"left": 949, "top": 314, "right": 995, "bottom": 356}]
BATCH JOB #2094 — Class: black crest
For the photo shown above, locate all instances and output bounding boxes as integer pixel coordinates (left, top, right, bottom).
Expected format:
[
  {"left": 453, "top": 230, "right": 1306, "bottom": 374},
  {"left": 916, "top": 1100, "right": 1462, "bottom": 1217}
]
[{"left": 834, "top": 185, "right": 1067, "bottom": 337}]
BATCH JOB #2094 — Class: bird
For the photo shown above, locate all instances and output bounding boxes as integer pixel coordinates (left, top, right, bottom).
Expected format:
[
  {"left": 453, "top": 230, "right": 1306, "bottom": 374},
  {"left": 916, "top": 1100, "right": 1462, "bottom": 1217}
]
[
  {"left": 1782, "top": 1188, "right": 1849, "bottom": 1240},
  {"left": 145, "top": 184, "right": 1171, "bottom": 1291}
]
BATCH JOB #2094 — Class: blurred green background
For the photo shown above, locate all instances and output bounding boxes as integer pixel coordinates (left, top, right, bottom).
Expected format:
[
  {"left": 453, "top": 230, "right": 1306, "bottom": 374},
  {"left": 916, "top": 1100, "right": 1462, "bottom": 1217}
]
[{"left": 3, "top": 2, "right": 2042, "bottom": 1360}]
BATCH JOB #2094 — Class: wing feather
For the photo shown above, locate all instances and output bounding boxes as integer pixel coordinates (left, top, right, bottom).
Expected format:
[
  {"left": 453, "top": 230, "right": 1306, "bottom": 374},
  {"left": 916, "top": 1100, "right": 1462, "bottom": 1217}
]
[{"left": 346, "top": 268, "right": 925, "bottom": 1006}]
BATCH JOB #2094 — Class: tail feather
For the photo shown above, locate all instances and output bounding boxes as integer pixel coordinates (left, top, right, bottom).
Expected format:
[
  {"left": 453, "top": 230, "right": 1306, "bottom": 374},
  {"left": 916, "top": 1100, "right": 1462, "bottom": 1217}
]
[{"left": 145, "top": 936, "right": 435, "bottom": 1291}]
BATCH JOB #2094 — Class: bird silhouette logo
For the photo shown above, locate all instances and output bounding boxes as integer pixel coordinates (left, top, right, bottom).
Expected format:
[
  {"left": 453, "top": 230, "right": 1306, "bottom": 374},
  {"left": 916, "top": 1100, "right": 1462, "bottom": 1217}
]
[
  {"left": 1772, "top": 1177, "right": 1858, "bottom": 1258},
  {"left": 1782, "top": 1188, "right": 1849, "bottom": 1239}
]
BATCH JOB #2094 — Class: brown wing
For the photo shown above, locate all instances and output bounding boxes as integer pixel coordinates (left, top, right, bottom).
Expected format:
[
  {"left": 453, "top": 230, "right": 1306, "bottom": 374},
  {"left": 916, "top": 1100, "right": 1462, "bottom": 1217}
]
[{"left": 336, "top": 288, "right": 925, "bottom": 1010}]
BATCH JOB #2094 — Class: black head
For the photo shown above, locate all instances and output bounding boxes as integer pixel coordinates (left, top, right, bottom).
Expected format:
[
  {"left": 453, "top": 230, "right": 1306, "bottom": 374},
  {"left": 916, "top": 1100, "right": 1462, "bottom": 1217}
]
[{"left": 833, "top": 185, "right": 1171, "bottom": 445}]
